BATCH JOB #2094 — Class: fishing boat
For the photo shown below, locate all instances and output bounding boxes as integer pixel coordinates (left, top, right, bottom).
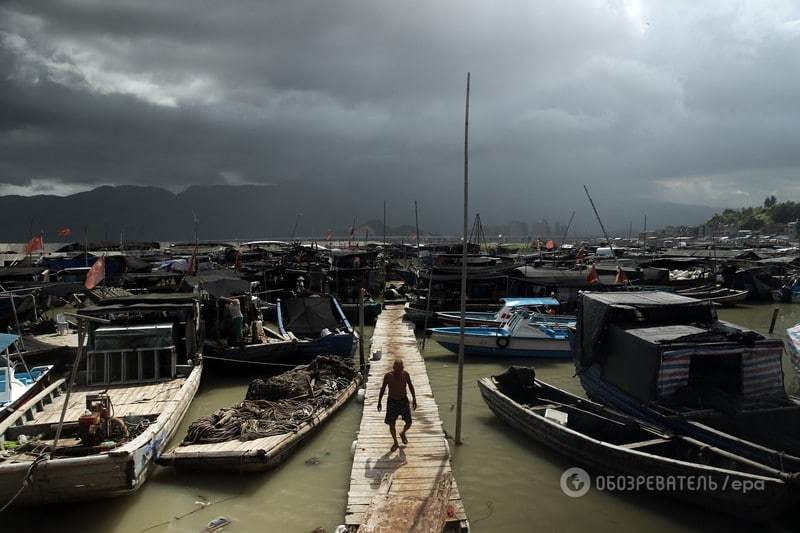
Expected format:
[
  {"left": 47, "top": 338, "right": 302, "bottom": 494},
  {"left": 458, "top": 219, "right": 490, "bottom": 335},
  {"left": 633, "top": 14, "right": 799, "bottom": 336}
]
[
  {"left": 675, "top": 285, "right": 749, "bottom": 306},
  {"left": 277, "top": 296, "right": 357, "bottom": 357},
  {"left": 428, "top": 312, "right": 571, "bottom": 358},
  {"left": 573, "top": 291, "right": 800, "bottom": 473},
  {"left": 203, "top": 324, "right": 297, "bottom": 370},
  {"left": 435, "top": 297, "right": 574, "bottom": 328},
  {"left": 0, "top": 294, "right": 203, "bottom": 505},
  {"left": 158, "top": 355, "right": 360, "bottom": 472},
  {"left": 1, "top": 333, "right": 55, "bottom": 421},
  {"left": 478, "top": 367, "right": 799, "bottom": 519}
]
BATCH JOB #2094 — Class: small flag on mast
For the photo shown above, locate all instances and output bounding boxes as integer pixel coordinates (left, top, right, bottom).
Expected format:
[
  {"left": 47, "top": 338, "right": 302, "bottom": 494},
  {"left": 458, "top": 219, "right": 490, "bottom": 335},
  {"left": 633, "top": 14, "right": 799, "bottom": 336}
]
[
  {"left": 85, "top": 256, "right": 106, "bottom": 289},
  {"left": 24, "top": 234, "right": 44, "bottom": 254},
  {"left": 58, "top": 227, "right": 72, "bottom": 237},
  {"left": 586, "top": 264, "right": 600, "bottom": 285},
  {"left": 615, "top": 266, "right": 629, "bottom": 284}
]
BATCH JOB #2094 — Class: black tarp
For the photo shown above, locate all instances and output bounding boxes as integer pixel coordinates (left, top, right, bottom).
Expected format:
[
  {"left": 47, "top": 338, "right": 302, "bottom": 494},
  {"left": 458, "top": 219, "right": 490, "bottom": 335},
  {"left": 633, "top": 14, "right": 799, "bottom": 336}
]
[
  {"left": 181, "top": 270, "right": 251, "bottom": 298},
  {"left": 281, "top": 296, "right": 340, "bottom": 337}
]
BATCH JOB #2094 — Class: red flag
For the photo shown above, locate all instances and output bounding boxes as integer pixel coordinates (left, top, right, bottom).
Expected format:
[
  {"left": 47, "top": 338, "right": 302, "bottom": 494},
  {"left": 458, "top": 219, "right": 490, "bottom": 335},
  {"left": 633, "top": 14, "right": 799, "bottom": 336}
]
[
  {"left": 615, "top": 266, "right": 629, "bottom": 284},
  {"left": 234, "top": 250, "right": 241, "bottom": 272},
  {"left": 24, "top": 234, "right": 44, "bottom": 254},
  {"left": 545, "top": 239, "right": 555, "bottom": 250},
  {"left": 58, "top": 227, "right": 72, "bottom": 237},
  {"left": 324, "top": 231, "right": 333, "bottom": 241},
  {"left": 85, "top": 256, "right": 106, "bottom": 289},
  {"left": 586, "top": 264, "right": 600, "bottom": 285}
]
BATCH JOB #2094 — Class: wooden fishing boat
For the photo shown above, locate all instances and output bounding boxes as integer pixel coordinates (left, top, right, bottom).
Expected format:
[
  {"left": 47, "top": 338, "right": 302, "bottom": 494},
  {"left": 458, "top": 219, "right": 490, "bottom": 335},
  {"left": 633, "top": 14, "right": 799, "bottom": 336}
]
[
  {"left": 428, "top": 312, "right": 571, "bottom": 359},
  {"left": 203, "top": 324, "right": 297, "bottom": 370},
  {"left": 573, "top": 291, "right": 800, "bottom": 473},
  {"left": 675, "top": 285, "right": 749, "bottom": 306},
  {"left": 158, "top": 356, "right": 360, "bottom": 472},
  {"left": 0, "top": 295, "right": 203, "bottom": 506},
  {"left": 478, "top": 368, "right": 800, "bottom": 520},
  {"left": 277, "top": 296, "right": 357, "bottom": 357}
]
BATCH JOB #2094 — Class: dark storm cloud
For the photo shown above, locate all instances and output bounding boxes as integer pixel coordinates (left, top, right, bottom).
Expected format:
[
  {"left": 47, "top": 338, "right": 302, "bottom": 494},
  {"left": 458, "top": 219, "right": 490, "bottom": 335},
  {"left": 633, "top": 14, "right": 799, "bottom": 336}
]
[{"left": 1, "top": 0, "right": 800, "bottom": 219}]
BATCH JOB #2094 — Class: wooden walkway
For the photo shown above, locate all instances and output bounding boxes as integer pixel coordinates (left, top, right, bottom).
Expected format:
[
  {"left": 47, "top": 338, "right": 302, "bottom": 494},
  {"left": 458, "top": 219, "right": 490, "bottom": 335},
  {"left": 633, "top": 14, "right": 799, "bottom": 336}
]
[{"left": 345, "top": 305, "right": 468, "bottom": 532}]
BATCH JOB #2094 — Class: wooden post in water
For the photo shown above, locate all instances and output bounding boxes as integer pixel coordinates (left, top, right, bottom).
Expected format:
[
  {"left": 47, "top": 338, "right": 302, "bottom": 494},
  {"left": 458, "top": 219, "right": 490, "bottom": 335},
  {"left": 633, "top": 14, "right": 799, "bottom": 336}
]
[
  {"left": 455, "top": 72, "right": 470, "bottom": 445},
  {"left": 414, "top": 200, "right": 421, "bottom": 267},
  {"left": 51, "top": 320, "right": 85, "bottom": 454},
  {"left": 769, "top": 307, "right": 780, "bottom": 334},
  {"left": 358, "top": 287, "right": 366, "bottom": 376}
]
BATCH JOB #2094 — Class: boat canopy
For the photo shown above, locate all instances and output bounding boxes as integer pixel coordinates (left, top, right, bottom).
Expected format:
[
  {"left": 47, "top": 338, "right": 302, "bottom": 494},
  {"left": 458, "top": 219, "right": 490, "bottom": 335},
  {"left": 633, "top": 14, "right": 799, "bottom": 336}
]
[
  {"left": 500, "top": 297, "right": 559, "bottom": 308},
  {"left": 575, "top": 291, "right": 715, "bottom": 368}
]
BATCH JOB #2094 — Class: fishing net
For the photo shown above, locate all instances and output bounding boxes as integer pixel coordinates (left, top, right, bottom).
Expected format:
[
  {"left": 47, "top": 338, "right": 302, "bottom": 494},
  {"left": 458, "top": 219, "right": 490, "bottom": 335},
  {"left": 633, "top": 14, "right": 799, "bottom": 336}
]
[{"left": 182, "top": 356, "right": 356, "bottom": 444}]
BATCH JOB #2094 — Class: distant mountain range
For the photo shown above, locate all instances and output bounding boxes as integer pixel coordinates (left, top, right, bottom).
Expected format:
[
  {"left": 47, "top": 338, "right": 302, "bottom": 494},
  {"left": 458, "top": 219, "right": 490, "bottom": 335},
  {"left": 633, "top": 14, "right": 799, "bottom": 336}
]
[{"left": 0, "top": 182, "right": 718, "bottom": 242}]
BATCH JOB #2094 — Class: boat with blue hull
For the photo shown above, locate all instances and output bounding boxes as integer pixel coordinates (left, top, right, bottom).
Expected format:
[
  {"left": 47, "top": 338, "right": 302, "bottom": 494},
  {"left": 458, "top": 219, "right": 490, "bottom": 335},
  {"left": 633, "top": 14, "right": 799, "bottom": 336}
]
[
  {"left": 573, "top": 291, "right": 800, "bottom": 473},
  {"left": 429, "top": 312, "right": 571, "bottom": 358},
  {"left": 435, "top": 297, "right": 575, "bottom": 328},
  {"left": 277, "top": 296, "right": 357, "bottom": 357}
]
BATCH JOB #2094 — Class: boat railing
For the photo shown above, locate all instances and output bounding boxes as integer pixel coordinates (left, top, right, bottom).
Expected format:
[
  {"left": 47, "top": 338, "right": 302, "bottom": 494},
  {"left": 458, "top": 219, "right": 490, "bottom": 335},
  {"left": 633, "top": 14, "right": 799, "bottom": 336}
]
[{"left": 87, "top": 346, "right": 177, "bottom": 386}]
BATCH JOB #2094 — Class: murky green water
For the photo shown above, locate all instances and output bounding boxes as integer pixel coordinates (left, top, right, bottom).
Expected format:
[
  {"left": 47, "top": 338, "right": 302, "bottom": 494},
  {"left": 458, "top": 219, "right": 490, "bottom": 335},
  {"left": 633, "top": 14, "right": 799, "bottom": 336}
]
[{"left": 7, "top": 304, "right": 800, "bottom": 532}]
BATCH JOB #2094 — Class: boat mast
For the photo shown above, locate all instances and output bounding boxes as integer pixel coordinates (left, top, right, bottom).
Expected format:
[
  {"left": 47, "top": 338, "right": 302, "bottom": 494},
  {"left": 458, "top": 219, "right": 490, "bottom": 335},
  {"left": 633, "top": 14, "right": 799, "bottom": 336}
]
[
  {"left": 414, "top": 200, "right": 421, "bottom": 267},
  {"left": 455, "top": 72, "right": 470, "bottom": 445}
]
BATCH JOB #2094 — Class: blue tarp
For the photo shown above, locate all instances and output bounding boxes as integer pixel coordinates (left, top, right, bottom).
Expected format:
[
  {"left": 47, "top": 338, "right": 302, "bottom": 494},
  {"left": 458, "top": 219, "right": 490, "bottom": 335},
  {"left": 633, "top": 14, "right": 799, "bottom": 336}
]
[
  {"left": 0, "top": 333, "right": 19, "bottom": 353},
  {"left": 42, "top": 253, "right": 98, "bottom": 271}
]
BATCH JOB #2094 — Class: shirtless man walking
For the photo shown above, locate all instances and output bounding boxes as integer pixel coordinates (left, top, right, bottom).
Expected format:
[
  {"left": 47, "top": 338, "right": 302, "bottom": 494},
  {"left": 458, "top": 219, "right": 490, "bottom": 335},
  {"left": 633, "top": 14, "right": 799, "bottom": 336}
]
[{"left": 377, "top": 359, "right": 417, "bottom": 451}]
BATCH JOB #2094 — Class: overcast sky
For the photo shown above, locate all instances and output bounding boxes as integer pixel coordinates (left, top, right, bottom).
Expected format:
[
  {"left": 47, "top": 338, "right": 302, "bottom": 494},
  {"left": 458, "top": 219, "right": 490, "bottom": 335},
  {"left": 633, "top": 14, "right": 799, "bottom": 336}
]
[{"left": 2, "top": 0, "right": 800, "bottom": 214}]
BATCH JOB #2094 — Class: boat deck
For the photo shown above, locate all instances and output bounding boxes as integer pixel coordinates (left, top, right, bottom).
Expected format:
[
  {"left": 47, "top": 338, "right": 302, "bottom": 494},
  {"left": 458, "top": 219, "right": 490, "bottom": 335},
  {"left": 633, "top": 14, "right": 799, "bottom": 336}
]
[
  {"left": 345, "top": 304, "right": 468, "bottom": 531},
  {"left": 23, "top": 379, "right": 187, "bottom": 426}
]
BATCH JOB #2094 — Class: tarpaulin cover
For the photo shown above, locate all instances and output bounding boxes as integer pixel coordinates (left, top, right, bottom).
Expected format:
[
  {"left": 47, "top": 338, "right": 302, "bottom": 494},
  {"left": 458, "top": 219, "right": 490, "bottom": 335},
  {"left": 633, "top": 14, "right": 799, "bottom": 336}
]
[
  {"left": 575, "top": 291, "right": 716, "bottom": 367},
  {"left": 789, "top": 323, "right": 800, "bottom": 379},
  {"left": 0, "top": 333, "right": 19, "bottom": 353},
  {"left": 280, "top": 296, "right": 341, "bottom": 338},
  {"left": 182, "top": 271, "right": 250, "bottom": 298}
]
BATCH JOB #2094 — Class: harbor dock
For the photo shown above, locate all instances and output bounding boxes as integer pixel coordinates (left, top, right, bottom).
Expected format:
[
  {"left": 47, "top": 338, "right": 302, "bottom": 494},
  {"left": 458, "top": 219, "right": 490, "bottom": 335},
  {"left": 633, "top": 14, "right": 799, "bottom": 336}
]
[{"left": 345, "top": 304, "right": 468, "bottom": 532}]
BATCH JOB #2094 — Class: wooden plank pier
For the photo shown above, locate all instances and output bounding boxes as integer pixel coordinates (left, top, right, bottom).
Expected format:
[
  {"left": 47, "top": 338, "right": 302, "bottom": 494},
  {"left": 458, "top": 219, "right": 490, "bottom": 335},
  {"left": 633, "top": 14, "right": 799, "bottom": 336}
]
[{"left": 345, "top": 304, "right": 468, "bottom": 532}]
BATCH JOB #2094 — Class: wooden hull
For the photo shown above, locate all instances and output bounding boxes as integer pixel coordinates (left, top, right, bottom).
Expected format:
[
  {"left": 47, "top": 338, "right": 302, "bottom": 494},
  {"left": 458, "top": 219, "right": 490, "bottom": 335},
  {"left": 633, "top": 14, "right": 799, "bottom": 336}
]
[
  {"left": 577, "top": 363, "right": 800, "bottom": 473},
  {"left": 0, "top": 365, "right": 202, "bottom": 506},
  {"left": 158, "top": 377, "right": 360, "bottom": 472},
  {"left": 478, "top": 377, "right": 797, "bottom": 520},
  {"left": 203, "top": 339, "right": 298, "bottom": 369}
]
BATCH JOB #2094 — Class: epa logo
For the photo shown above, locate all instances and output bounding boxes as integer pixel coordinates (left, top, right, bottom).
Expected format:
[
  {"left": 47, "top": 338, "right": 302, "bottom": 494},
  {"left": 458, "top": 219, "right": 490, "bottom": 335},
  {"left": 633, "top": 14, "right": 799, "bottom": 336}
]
[{"left": 560, "top": 467, "right": 590, "bottom": 498}]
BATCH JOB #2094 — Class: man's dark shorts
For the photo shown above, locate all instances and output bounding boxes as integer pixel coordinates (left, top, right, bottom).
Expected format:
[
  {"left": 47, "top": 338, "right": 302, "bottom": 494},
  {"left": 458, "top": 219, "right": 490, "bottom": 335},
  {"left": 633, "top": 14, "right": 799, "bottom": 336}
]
[{"left": 384, "top": 397, "right": 412, "bottom": 425}]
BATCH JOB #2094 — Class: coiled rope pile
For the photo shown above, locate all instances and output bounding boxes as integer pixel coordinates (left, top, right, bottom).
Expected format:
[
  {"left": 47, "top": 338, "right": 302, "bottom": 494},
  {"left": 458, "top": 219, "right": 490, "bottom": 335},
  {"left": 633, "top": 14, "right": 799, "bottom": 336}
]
[{"left": 182, "top": 356, "right": 355, "bottom": 445}]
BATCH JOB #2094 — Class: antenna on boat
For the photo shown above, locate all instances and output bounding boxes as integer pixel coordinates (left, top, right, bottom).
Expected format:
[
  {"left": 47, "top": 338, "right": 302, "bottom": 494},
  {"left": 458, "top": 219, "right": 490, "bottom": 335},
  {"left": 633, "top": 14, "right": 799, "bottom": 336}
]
[
  {"left": 455, "top": 72, "right": 470, "bottom": 445},
  {"left": 557, "top": 211, "right": 576, "bottom": 268},
  {"left": 383, "top": 200, "right": 387, "bottom": 247},
  {"left": 582, "top": 184, "right": 629, "bottom": 285},
  {"left": 290, "top": 213, "right": 303, "bottom": 242}
]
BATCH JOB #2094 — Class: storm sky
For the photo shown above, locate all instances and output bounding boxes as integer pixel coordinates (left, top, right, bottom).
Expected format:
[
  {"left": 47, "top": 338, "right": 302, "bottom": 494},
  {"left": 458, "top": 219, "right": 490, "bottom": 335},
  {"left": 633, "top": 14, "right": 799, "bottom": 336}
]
[{"left": 2, "top": 0, "right": 800, "bottom": 220}]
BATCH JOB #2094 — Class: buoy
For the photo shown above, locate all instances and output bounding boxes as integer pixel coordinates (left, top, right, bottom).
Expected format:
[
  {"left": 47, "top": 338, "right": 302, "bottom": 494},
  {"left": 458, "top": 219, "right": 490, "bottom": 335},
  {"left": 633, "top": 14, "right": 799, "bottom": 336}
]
[
  {"left": 356, "top": 389, "right": 366, "bottom": 403},
  {"left": 350, "top": 440, "right": 357, "bottom": 457},
  {"left": 443, "top": 437, "right": 451, "bottom": 458}
]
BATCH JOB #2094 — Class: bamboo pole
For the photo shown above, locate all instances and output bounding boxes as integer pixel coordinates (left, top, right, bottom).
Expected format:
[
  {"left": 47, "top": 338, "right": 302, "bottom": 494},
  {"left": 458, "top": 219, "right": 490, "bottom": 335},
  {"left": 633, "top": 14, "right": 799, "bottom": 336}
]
[
  {"left": 414, "top": 200, "right": 421, "bottom": 267},
  {"left": 358, "top": 288, "right": 366, "bottom": 376},
  {"left": 455, "top": 72, "right": 470, "bottom": 445}
]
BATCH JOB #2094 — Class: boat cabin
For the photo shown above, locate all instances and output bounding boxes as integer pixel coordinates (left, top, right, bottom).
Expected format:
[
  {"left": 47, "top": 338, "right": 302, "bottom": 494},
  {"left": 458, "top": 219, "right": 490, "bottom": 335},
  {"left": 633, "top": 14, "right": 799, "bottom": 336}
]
[{"left": 575, "top": 291, "right": 786, "bottom": 410}]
